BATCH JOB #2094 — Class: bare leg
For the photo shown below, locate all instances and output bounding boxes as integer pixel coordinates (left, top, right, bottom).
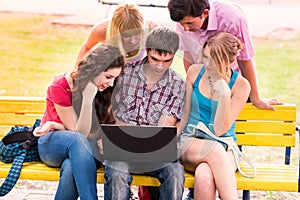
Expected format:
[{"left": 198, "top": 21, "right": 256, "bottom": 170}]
[
  {"left": 180, "top": 138, "right": 238, "bottom": 200},
  {"left": 194, "top": 163, "right": 216, "bottom": 200}
]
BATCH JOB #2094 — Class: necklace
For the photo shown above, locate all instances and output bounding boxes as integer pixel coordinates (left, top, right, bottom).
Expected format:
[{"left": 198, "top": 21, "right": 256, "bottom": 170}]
[{"left": 204, "top": 75, "right": 215, "bottom": 99}]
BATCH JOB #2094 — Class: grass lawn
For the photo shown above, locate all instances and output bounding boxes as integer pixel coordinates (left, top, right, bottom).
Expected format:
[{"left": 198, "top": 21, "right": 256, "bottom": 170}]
[
  {"left": 0, "top": 12, "right": 299, "bottom": 124},
  {"left": 0, "top": 13, "right": 89, "bottom": 96}
]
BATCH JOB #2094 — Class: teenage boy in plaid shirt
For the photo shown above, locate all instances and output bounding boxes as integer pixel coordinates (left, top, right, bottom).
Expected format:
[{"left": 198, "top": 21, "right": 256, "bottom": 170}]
[{"left": 103, "top": 27, "right": 186, "bottom": 200}]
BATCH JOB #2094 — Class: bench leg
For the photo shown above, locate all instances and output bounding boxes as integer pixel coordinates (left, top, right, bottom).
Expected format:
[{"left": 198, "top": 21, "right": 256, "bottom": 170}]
[
  {"left": 285, "top": 147, "right": 291, "bottom": 165},
  {"left": 239, "top": 147, "right": 252, "bottom": 200},
  {"left": 297, "top": 127, "right": 300, "bottom": 192},
  {"left": 242, "top": 190, "right": 250, "bottom": 200},
  {"left": 298, "top": 148, "right": 300, "bottom": 192}
]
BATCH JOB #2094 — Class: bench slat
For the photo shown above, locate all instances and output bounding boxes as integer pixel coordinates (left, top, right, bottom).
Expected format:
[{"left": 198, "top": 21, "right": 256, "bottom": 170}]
[
  {"left": 236, "top": 121, "right": 296, "bottom": 134},
  {"left": 0, "top": 96, "right": 45, "bottom": 102},
  {"left": 236, "top": 134, "right": 296, "bottom": 146},
  {"left": 1, "top": 162, "right": 298, "bottom": 192},
  {"left": 235, "top": 164, "right": 298, "bottom": 192},
  {"left": 0, "top": 126, "right": 14, "bottom": 136},
  {"left": 0, "top": 102, "right": 45, "bottom": 113},
  {"left": 238, "top": 104, "right": 296, "bottom": 121},
  {"left": 0, "top": 113, "right": 43, "bottom": 126}
]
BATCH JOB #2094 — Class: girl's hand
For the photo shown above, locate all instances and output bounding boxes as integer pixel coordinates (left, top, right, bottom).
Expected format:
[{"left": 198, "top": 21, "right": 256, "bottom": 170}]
[
  {"left": 33, "top": 121, "right": 52, "bottom": 137},
  {"left": 33, "top": 121, "right": 65, "bottom": 137},
  {"left": 97, "top": 138, "right": 103, "bottom": 155},
  {"left": 82, "top": 81, "right": 98, "bottom": 104},
  {"left": 213, "top": 79, "right": 230, "bottom": 97}
]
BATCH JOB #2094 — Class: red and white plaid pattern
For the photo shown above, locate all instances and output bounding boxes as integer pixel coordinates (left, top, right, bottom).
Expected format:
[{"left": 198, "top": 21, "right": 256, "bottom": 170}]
[{"left": 114, "top": 58, "right": 185, "bottom": 126}]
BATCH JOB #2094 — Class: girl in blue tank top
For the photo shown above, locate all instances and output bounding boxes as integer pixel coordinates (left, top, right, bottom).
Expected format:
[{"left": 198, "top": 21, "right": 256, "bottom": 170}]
[{"left": 179, "top": 31, "right": 251, "bottom": 200}]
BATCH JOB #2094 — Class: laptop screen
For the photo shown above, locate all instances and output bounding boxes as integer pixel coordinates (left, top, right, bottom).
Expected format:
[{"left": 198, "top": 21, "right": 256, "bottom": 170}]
[{"left": 100, "top": 125, "right": 178, "bottom": 164}]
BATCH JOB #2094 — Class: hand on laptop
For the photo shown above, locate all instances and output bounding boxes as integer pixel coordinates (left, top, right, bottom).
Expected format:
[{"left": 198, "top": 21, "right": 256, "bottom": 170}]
[{"left": 97, "top": 138, "right": 103, "bottom": 155}]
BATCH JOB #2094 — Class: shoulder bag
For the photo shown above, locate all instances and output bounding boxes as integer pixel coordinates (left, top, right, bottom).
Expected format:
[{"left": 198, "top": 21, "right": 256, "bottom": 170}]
[{"left": 0, "top": 119, "right": 41, "bottom": 196}]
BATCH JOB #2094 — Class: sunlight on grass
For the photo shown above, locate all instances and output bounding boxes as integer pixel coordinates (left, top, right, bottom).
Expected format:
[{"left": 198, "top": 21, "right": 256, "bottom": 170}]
[
  {"left": 0, "top": 13, "right": 89, "bottom": 96},
  {"left": 253, "top": 31, "right": 300, "bottom": 123}
]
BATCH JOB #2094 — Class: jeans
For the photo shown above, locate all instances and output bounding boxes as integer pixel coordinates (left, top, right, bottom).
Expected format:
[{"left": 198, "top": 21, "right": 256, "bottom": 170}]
[
  {"left": 104, "top": 161, "right": 185, "bottom": 200},
  {"left": 38, "top": 130, "right": 98, "bottom": 200}
]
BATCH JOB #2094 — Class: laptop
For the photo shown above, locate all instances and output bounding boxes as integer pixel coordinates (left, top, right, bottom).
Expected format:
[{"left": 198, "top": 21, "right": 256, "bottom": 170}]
[{"left": 100, "top": 125, "right": 178, "bottom": 165}]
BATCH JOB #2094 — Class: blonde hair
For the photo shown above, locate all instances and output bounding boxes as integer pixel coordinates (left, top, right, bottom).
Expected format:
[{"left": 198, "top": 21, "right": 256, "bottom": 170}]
[
  {"left": 106, "top": 3, "right": 146, "bottom": 55},
  {"left": 202, "top": 31, "right": 243, "bottom": 78}
]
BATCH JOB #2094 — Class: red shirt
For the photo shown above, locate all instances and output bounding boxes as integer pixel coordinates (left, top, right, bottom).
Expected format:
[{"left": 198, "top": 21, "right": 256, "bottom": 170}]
[{"left": 41, "top": 73, "right": 72, "bottom": 126}]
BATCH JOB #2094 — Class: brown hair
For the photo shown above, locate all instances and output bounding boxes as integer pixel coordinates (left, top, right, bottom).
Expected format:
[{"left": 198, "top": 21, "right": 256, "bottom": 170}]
[
  {"left": 72, "top": 43, "right": 125, "bottom": 130},
  {"left": 202, "top": 31, "right": 243, "bottom": 78}
]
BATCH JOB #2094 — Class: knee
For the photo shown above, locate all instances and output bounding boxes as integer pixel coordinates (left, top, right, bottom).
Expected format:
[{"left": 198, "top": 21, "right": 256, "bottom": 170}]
[
  {"left": 207, "top": 143, "right": 229, "bottom": 164},
  {"left": 60, "top": 159, "right": 74, "bottom": 181},
  {"left": 104, "top": 165, "right": 132, "bottom": 185},
  {"left": 194, "top": 163, "right": 214, "bottom": 189},
  {"left": 72, "top": 133, "right": 91, "bottom": 147},
  {"left": 70, "top": 133, "right": 93, "bottom": 155},
  {"left": 161, "top": 162, "right": 185, "bottom": 182}
]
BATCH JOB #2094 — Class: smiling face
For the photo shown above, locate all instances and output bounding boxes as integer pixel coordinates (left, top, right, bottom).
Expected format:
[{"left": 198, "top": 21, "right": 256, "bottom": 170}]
[{"left": 92, "top": 67, "right": 122, "bottom": 91}]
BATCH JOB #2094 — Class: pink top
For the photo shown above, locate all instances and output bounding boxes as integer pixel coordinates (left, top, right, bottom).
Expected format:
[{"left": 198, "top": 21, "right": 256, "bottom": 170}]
[
  {"left": 41, "top": 73, "right": 72, "bottom": 126},
  {"left": 176, "top": 0, "right": 255, "bottom": 71}
]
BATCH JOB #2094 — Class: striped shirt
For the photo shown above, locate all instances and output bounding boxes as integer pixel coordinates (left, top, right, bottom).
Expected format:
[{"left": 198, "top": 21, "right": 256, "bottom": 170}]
[{"left": 114, "top": 58, "right": 186, "bottom": 126}]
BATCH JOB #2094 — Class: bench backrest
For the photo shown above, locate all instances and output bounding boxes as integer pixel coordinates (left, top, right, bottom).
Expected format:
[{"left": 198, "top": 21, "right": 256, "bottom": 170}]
[
  {"left": 0, "top": 96, "right": 297, "bottom": 149},
  {"left": 0, "top": 96, "right": 45, "bottom": 136},
  {"left": 235, "top": 103, "right": 296, "bottom": 147}
]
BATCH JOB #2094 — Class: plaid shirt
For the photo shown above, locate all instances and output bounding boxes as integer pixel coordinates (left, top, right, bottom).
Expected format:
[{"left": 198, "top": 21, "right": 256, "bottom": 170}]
[{"left": 114, "top": 58, "right": 186, "bottom": 126}]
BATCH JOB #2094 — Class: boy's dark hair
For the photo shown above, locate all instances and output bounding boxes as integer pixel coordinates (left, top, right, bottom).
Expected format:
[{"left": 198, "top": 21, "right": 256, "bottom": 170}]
[
  {"left": 167, "top": 0, "right": 210, "bottom": 22},
  {"left": 146, "top": 27, "right": 179, "bottom": 55}
]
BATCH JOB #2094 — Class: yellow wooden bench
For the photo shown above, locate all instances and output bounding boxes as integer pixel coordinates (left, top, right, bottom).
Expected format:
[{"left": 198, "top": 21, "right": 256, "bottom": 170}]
[{"left": 0, "top": 96, "right": 298, "bottom": 199}]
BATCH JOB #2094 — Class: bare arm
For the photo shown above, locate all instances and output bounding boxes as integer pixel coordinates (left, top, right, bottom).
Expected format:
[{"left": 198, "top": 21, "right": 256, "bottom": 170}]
[
  {"left": 213, "top": 79, "right": 231, "bottom": 136},
  {"left": 183, "top": 51, "right": 194, "bottom": 73},
  {"left": 214, "top": 75, "right": 250, "bottom": 136},
  {"left": 157, "top": 115, "right": 177, "bottom": 127},
  {"left": 178, "top": 65, "right": 199, "bottom": 135},
  {"left": 55, "top": 82, "right": 98, "bottom": 136},
  {"left": 75, "top": 20, "right": 108, "bottom": 69}
]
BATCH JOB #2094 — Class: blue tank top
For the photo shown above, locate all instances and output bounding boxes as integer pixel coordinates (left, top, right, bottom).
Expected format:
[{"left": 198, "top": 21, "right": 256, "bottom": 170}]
[{"left": 184, "top": 66, "right": 239, "bottom": 141}]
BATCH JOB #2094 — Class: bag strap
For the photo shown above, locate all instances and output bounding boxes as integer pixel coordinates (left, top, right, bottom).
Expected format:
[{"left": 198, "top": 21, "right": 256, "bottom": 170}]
[
  {"left": 0, "top": 150, "right": 27, "bottom": 196},
  {"left": 231, "top": 144, "right": 256, "bottom": 178}
]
